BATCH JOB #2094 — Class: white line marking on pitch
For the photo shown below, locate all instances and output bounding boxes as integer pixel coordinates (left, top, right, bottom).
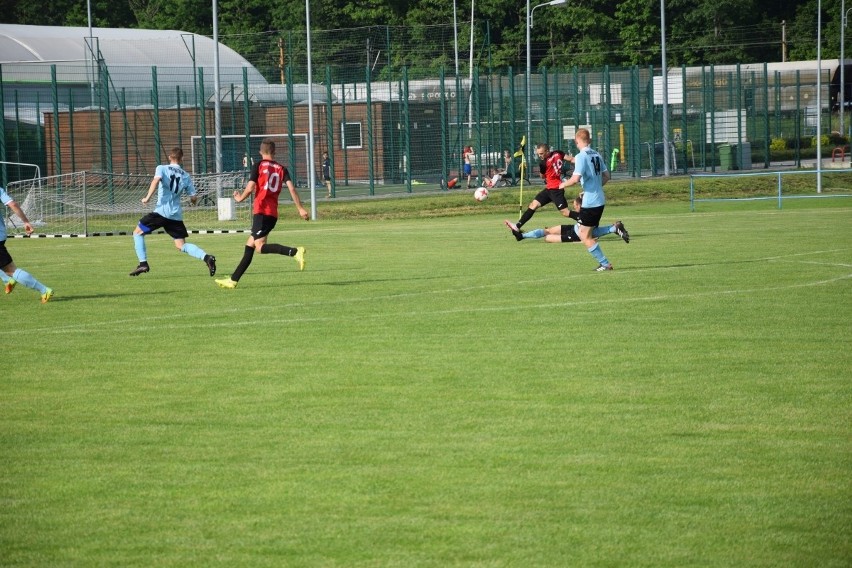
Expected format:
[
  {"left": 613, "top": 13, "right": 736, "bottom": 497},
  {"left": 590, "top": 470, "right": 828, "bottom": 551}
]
[{"left": 13, "top": 272, "right": 851, "bottom": 336}]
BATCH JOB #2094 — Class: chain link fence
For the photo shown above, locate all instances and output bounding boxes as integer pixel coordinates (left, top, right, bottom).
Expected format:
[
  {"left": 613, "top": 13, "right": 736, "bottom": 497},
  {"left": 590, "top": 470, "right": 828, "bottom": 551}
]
[{"left": 0, "top": 26, "right": 838, "bottom": 207}]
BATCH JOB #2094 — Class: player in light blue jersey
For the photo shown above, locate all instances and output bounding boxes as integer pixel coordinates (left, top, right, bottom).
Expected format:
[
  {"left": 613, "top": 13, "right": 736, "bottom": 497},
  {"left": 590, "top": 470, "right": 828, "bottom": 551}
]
[
  {"left": 560, "top": 128, "right": 616, "bottom": 271},
  {"left": 129, "top": 147, "right": 217, "bottom": 277},
  {"left": 0, "top": 186, "right": 53, "bottom": 303}
]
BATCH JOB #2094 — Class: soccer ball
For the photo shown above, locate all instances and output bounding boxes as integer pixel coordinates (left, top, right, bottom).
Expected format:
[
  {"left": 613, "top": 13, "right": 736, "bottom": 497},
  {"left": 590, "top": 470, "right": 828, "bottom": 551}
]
[{"left": 474, "top": 187, "right": 489, "bottom": 202}]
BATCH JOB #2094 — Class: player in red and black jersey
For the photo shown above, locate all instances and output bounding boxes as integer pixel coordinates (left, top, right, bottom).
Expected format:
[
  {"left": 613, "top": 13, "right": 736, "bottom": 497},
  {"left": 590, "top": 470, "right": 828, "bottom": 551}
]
[
  {"left": 507, "top": 143, "right": 576, "bottom": 232},
  {"left": 215, "top": 139, "right": 310, "bottom": 289}
]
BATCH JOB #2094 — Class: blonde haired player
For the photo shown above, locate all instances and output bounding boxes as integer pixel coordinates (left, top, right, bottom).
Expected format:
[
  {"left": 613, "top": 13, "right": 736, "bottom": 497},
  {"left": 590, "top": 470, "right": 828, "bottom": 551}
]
[{"left": 560, "top": 128, "right": 614, "bottom": 271}]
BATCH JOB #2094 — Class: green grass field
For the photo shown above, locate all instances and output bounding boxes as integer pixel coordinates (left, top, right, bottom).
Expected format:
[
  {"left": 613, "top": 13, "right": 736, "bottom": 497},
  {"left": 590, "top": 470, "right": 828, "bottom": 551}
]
[{"left": 2, "top": 197, "right": 850, "bottom": 566}]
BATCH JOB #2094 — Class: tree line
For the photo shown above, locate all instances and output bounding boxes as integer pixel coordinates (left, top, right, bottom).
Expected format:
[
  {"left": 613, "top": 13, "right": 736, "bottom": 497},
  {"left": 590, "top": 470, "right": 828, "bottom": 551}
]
[{"left": 0, "top": 0, "right": 835, "bottom": 72}]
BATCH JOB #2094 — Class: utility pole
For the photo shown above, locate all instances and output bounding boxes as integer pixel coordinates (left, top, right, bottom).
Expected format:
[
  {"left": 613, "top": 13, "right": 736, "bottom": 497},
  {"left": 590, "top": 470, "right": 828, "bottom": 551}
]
[
  {"left": 661, "top": 0, "right": 669, "bottom": 176},
  {"left": 817, "top": 0, "right": 822, "bottom": 194},
  {"left": 781, "top": 20, "right": 787, "bottom": 63},
  {"left": 278, "top": 38, "right": 285, "bottom": 85}
]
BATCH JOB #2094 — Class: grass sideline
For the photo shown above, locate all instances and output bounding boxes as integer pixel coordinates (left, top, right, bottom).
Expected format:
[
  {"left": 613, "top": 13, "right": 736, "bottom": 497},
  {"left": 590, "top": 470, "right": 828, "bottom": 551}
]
[
  {"left": 1, "top": 197, "right": 850, "bottom": 566},
  {"left": 307, "top": 171, "right": 852, "bottom": 221}
]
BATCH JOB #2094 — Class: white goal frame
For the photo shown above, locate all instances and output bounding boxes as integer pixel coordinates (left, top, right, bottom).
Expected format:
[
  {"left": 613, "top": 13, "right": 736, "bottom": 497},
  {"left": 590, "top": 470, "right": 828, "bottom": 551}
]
[
  {"left": 189, "top": 133, "right": 310, "bottom": 188},
  {"left": 689, "top": 169, "right": 852, "bottom": 211}
]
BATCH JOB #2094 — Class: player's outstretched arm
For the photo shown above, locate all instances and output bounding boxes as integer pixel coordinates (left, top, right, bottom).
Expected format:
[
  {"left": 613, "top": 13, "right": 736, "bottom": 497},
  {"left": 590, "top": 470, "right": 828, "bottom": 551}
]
[
  {"left": 7, "top": 200, "right": 33, "bottom": 234},
  {"left": 142, "top": 176, "right": 160, "bottom": 205},
  {"left": 233, "top": 181, "right": 256, "bottom": 203}
]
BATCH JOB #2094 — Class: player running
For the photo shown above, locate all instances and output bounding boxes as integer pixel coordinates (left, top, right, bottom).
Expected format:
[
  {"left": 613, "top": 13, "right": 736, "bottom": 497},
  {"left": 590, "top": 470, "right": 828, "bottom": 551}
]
[
  {"left": 215, "top": 139, "right": 309, "bottom": 289},
  {"left": 561, "top": 128, "right": 614, "bottom": 271},
  {"left": 0, "top": 186, "right": 53, "bottom": 303},
  {"left": 129, "top": 147, "right": 217, "bottom": 277}
]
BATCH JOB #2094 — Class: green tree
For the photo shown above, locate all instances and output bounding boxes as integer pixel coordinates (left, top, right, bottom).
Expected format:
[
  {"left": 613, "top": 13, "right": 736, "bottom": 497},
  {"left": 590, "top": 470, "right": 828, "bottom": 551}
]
[
  {"left": 129, "top": 0, "right": 212, "bottom": 34},
  {"left": 787, "top": 0, "right": 840, "bottom": 60},
  {"left": 615, "top": 0, "right": 661, "bottom": 66},
  {"left": 537, "top": 0, "right": 620, "bottom": 68},
  {"left": 0, "top": 0, "right": 830, "bottom": 72}
]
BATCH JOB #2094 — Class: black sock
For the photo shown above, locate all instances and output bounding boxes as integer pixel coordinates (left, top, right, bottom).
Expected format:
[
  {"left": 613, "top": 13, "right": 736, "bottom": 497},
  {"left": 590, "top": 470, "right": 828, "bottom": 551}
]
[
  {"left": 231, "top": 246, "right": 255, "bottom": 282},
  {"left": 260, "top": 243, "right": 296, "bottom": 256},
  {"left": 138, "top": 261, "right": 149, "bottom": 267},
  {"left": 517, "top": 208, "right": 536, "bottom": 229}
]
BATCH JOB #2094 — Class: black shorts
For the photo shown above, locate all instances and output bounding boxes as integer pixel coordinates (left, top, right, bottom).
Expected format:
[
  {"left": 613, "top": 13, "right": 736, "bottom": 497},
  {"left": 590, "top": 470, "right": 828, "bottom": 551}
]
[
  {"left": 251, "top": 214, "right": 278, "bottom": 240},
  {"left": 0, "top": 241, "right": 13, "bottom": 269},
  {"left": 577, "top": 205, "right": 605, "bottom": 227},
  {"left": 560, "top": 225, "right": 582, "bottom": 243},
  {"left": 137, "top": 213, "right": 189, "bottom": 240},
  {"left": 534, "top": 188, "right": 569, "bottom": 211}
]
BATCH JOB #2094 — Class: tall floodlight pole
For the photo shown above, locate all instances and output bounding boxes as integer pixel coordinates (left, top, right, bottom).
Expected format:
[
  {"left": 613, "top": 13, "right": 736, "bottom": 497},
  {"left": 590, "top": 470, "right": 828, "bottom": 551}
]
[
  {"left": 527, "top": 0, "right": 566, "bottom": 167},
  {"left": 661, "top": 0, "right": 670, "bottom": 176},
  {"left": 453, "top": 1, "right": 460, "bottom": 79},
  {"left": 526, "top": 0, "right": 532, "bottom": 161},
  {"left": 454, "top": 0, "right": 460, "bottom": 160},
  {"left": 468, "top": 0, "right": 475, "bottom": 135},
  {"left": 842, "top": 0, "right": 846, "bottom": 137},
  {"left": 817, "top": 0, "right": 823, "bottom": 193},
  {"left": 306, "top": 0, "right": 317, "bottom": 219},
  {"left": 86, "top": 0, "right": 95, "bottom": 108},
  {"left": 212, "top": 0, "right": 223, "bottom": 173},
  {"left": 843, "top": 4, "right": 852, "bottom": 138}
]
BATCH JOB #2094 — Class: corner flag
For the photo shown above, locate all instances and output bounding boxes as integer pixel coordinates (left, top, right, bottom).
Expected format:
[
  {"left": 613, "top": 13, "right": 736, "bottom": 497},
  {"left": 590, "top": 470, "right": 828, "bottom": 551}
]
[{"left": 513, "top": 135, "right": 526, "bottom": 158}]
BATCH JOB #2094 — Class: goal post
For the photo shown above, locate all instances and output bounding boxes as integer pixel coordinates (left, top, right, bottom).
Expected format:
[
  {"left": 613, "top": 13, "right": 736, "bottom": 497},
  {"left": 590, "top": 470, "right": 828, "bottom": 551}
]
[
  {"left": 2, "top": 161, "right": 44, "bottom": 231},
  {"left": 189, "top": 133, "right": 310, "bottom": 187},
  {"left": 689, "top": 170, "right": 852, "bottom": 211},
  {"left": 6, "top": 170, "right": 252, "bottom": 236}
]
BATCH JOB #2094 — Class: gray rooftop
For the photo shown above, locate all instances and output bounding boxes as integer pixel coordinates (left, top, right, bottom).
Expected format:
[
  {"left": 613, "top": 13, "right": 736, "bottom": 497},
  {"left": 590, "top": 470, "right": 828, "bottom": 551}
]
[{"left": 0, "top": 24, "right": 268, "bottom": 91}]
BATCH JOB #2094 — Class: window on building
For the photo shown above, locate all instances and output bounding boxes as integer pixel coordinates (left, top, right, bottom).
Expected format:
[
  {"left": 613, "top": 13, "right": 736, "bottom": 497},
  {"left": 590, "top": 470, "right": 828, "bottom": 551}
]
[{"left": 341, "top": 122, "right": 363, "bottom": 149}]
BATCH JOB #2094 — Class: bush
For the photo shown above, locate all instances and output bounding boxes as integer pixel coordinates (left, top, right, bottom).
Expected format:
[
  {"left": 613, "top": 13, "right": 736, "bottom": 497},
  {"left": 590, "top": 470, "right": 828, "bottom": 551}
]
[
  {"left": 770, "top": 137, "right": 787, "bottom": 151},
  {"left": 813, "top": 134, "right": 830, "bottom": 148}
]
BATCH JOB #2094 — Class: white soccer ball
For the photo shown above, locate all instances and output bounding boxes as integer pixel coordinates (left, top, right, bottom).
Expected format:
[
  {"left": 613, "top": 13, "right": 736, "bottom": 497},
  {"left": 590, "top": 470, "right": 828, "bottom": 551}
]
[{"left": 474, "top": 187, "right": 489, "bottom": 202}]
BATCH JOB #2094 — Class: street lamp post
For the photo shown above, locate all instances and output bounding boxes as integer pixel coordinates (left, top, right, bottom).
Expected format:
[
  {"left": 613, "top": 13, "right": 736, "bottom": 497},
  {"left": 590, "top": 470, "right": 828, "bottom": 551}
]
[
  {"left": 212, "top": 0, "right": 222, "bottom": 174},
  {"left": 526, "top": 0, "right": 566, "bottom": 162},
  {"left": 306, "top": 0, "right": 317, "bottom": 219},
  {"left": 817, "top": 0, "right": 822, "bottom": 194},
  {"left": 661, "top": 0, "right": 669, "bottom": 176},
  {"left": 87, "top": 0, "right": 94, "bottom": 107}
]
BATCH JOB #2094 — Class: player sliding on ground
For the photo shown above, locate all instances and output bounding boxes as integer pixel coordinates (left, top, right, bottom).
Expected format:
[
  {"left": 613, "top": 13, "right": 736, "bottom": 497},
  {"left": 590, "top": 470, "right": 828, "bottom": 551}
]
[
  {"left": 215, "top": 138, "right": 309, "bottom": 289},
  {"left": 129, "top": 146, "right": 217, "bottom": 277},
  {"left": 505, "top": 195, "right": 629, "bottom": 244}
]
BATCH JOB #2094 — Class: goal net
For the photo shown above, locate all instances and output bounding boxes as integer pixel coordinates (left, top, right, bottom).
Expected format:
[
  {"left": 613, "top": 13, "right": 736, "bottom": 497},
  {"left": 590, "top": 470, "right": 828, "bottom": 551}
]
[
  {"left": 6, "top": 170, "right": 250, "bottom": 236},
  {"left": 190, "top": 133, "right": 310, "bottom": 187}
]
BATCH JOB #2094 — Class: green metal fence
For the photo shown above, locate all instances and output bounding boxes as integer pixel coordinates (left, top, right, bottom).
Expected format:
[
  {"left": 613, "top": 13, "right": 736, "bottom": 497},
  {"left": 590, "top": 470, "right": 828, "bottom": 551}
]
[{"left": 0, "top": 54, "right": 835, "bottom": 197}]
